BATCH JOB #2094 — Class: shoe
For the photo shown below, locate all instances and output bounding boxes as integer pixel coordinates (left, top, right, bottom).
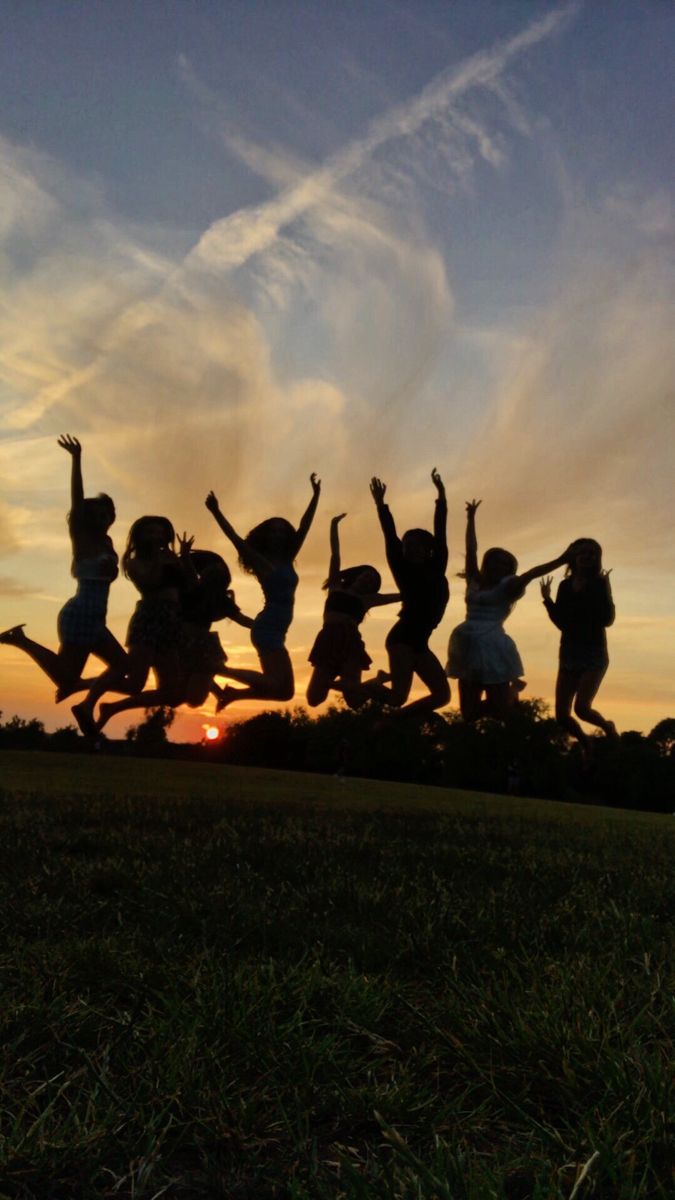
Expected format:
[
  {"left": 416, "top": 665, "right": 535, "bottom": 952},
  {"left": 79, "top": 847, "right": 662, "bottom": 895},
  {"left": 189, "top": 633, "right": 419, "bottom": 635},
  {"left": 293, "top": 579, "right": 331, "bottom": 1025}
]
[
  {"left": 0, "top": 624, "right": 26, "bottom": 644},
  {"left": 71, "top": 701, "right": 99, "bottom": 738}
]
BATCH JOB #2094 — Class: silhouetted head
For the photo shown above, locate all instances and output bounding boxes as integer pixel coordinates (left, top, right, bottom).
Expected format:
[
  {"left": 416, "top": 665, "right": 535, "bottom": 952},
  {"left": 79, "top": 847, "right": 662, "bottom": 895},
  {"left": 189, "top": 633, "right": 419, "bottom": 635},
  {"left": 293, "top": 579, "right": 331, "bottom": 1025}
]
[
  {"left": 324, "top": 564, "right": 382, "bottom": 594},
  {"left": 480, "top": 547, "right": 518, "bottom": 587},
  {"left": 567, "top": 538, "right": 603, "bottom": 579},
  {"left": 70, "top": 493, "right": 115, "bottom": 535},
  {"left": 190, "top": 550, "right": 237, "bottom": 621},
  {"left": 241, "top": 517, "right": 296, "bottom": 571},
  {"left": 122, "top": 516, "right": 175, "bottom": 576},
  {"left": 402, "top": 528, "right": 435, "bottom": 565}
]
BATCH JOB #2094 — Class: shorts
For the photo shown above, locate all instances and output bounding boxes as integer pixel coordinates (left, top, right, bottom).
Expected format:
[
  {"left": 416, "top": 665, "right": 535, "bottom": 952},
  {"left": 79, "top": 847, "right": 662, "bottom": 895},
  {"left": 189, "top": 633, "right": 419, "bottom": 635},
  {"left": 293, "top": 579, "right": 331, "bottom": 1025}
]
[
  {"left": 559, "top": 647, "right": 609, "bottom": 673},
  {"left": 385, "top": 619, "right": 434, "bottom": 656},
  {"left": 251, "top": 609, "right": 291, "bottom": 654},
  {"left": 309, "top": 622, "right": 371, "bottom": 676},
  {"left": 57, "top": 582, "right": 109, "bottom": 647},
  {"left": 127, "top": 597, "right": 182, "bottom": 655}
]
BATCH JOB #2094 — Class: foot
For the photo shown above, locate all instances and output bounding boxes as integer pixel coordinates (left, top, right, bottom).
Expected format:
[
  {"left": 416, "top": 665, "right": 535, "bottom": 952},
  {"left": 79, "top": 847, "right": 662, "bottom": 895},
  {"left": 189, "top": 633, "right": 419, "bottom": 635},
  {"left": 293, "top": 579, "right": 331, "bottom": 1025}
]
[
  {"left": 604, "top": 721, "right": 618, "bottom": 740},
  {"left": 513, "top": 678, "right": 527, "bottom": 694},
  {"left": 0, "top": 624, "right": 26, "bottom": 645},
  {"left": 55, "top": 678, "right": 90, "bottom": 703},
  {"left": 96, "top": 702, "right": 117, "bottom": 733},
  {"left": 215, "top": 685, "right": 240, "bottom": 713},
  {"left": 374, "top": 669, "right": 391, "bottom": 685},
  {"left": 71, "top": 701, "right": 98, "bottom": 738}
]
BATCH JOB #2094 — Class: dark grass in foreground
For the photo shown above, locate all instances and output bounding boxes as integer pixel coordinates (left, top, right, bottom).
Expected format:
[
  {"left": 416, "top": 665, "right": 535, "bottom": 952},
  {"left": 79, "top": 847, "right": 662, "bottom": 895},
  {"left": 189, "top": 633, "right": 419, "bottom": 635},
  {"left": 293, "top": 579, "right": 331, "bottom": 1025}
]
[{"left": 0, "top": 752, "right": 673, "bottom": 1199}]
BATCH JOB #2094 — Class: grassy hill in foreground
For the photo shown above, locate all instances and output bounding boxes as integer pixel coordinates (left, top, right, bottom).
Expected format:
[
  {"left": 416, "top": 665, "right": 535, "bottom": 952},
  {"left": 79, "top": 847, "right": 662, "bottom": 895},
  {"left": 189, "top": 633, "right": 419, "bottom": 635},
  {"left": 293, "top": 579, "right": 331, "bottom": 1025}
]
[{"left": 1, "top": 751, "right": 673, "bottom": 1198}]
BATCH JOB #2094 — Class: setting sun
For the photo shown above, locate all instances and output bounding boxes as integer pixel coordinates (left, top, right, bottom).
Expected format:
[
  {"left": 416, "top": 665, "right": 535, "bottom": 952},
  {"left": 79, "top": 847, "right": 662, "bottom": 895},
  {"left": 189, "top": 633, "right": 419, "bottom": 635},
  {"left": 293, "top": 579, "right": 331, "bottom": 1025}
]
[{"left": 202, "top": 725, "right": 221, "bottom": 742}]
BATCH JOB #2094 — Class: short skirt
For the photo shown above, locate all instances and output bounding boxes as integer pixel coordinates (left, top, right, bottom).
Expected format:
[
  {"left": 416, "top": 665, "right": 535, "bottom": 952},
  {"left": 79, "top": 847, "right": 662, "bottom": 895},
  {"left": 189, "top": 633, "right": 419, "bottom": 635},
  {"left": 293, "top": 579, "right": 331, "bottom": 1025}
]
[
  {"left": 57, "top": 581, "right": 109, "bottom": 647},
  {"left": 127, "top": 596, "right": 182, "bottom": 655},
  {"left": 446, "top": 620, "right": 524, "bottom": 685},
  {"left": 309, "top": 621, "right": 372, "bottom": 675}
]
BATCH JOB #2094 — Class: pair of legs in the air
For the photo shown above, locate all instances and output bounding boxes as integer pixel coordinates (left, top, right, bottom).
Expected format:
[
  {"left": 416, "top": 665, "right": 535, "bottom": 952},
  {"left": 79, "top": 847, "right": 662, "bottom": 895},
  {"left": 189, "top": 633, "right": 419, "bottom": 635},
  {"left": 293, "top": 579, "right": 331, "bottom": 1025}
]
[
  {"left": 213, "top": 647, "right": 295, "bottom": 710},
  {"left": 555, "top": 666, "right": 616, "bottom": 756},
  {"left": 457, "top": 678, "right": 525, "bottom": 722},
  {"left": 73, "top": 642, "right": 183, "bottom": 734},
  {"left": 352, "top": 641, "right": 450, "bottom": 716},
  {"left": 0, "top": 624, "right": 127, "bottom": 703}
]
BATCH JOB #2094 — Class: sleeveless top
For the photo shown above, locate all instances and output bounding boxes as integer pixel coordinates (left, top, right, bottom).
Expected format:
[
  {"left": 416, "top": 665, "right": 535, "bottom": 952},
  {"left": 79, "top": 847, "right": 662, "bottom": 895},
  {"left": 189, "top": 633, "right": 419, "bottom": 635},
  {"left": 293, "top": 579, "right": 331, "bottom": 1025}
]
[
  {"left": 73, "top": 550, "right": 119, "bottom": 583},
  {"left": 324, "top": 590, "right": 367, "bottom": 624}
]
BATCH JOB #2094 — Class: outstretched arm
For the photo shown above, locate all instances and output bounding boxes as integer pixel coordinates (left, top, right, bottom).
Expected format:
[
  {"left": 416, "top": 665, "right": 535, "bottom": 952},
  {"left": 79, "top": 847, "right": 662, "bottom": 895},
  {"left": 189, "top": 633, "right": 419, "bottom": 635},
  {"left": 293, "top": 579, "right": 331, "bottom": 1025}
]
[
  {"left": 511, "top": 546, "right": 571, "bottom": 595},
  {"left": 58, "top": 435, "right": 84, "bottom": 527},
  {"left": 431, "top": 468, "right": 448, "bottom": 569},
  {"left": 464, "top": 499, "right": 481, "bottom": 584},
  {"left": 365, "top": 592, "right": 401, "bottom": 609},
  {"left": 326, "top": 513, "right": 346, "bottom": 588},
  {"left": 295, "top": 473, "right": 321, "bottom": 555},
  {"left": 205, "top": 491, "right": 270, "bottom": 577}
]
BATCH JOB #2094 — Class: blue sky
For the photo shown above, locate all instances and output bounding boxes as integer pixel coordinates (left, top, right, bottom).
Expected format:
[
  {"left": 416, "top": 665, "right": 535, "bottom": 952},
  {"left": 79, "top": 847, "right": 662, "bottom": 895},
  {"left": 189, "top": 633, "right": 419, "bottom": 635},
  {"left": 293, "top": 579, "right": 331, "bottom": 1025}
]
[{"left": 1, "top": 1, "right": 673, "bottom": 734}]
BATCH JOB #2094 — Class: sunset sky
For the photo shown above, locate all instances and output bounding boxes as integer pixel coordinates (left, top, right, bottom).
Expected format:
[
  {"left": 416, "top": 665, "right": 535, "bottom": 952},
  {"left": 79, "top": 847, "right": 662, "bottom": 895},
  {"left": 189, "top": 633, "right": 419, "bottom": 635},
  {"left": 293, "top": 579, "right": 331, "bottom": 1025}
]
[{"left": 1, "top": 0, "right": 673, "bottom": 740}]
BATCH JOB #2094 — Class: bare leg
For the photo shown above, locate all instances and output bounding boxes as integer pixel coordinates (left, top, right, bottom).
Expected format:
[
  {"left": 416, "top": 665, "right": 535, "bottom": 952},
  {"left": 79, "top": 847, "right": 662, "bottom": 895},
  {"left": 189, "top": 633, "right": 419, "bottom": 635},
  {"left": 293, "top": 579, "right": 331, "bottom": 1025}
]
[
  {"left": 306, "top": 666, "right": 335, "bottom": 708},
  {"left": 97, "top": 649, "right": 183, "bottom": 731},
  {"left": 56, "top": 628, "right": 127, "bottom": 701},
  {"left": 458, "top": 680, "right": 484, "bottom": 722},
  {"left": 484, "top": 682, "right": 516, "bottom": 720},
  {"left": 574, "top": 667, "right": 615, "bottom": 735},
  {"left": 555, "top": 668, "right": 590, "bottom": 750},
  {"left": 214, "top": 648, "right": 295, "bottom": 709},
  {"left": 1, "top": 625, "right": 89, "bottom": 691},
  {"left": 72, "top": 645, "right": 153, "bottom": 735},
  {"left": 393, "top": 649, "right": 450, "bottom": 717}
]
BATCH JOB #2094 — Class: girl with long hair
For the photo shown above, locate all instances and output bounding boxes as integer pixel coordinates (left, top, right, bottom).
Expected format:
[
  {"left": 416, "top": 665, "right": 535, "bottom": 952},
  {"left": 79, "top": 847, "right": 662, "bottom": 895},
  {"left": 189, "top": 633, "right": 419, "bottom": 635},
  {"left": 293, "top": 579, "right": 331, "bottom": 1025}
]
[
  {"left": 0, "top": 435, "right": 126, "bottom": 699},
  {"left": 447, "top": 499, "right": 571, "bottom": 721},
  {"left": 306, "top": 513, "right": 399, "bottom": 709},
  {"left": 72, "top": 515, "right": 190, "bottom": 733},
  {"left": 540, "top": 537, "right": 616, "bottom": 754},
  {"left": 205, "top": 474, "right": 321, "bottom": 709},
  {"left": 359, "top": 469, "right": 450, "bottom": 717}
]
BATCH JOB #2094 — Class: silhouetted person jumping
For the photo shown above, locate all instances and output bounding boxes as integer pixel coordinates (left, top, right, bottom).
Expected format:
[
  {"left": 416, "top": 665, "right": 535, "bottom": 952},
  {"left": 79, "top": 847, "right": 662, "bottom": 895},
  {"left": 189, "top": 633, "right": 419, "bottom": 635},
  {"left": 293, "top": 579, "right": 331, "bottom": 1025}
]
[
  {"left": 0, "top": 435, "right": 126, "bottom": 701},
  {"left": 306, "top": 513, "right": 399, "bottom": 709},
  {"left": 541, "top": 537, "right": 616, "bottom": 757},
  {"left": 362, "top": 468, "right": 450, "bottom": 716},
  {"left": 205, "top": 474, "right": 321, "bottom": 709},
  {"left": 447, "top": 499, "right": 571, "bottom": 722}
]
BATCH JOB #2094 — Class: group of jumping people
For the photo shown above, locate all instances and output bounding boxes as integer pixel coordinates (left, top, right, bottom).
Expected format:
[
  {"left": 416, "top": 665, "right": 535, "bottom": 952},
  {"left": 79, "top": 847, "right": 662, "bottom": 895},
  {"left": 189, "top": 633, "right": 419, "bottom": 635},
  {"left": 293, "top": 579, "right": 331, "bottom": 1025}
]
[{"left": 1, "top": 436, "right": 617, "bottom": 756}]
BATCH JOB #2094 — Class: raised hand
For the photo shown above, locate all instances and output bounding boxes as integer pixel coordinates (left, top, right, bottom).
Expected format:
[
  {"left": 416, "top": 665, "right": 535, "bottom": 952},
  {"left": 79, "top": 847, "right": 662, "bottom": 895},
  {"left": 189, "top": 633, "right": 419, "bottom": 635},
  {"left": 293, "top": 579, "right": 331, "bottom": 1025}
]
[
  {"left": 58, "top": 434, "right": 81, "bottom": 457},
  {"left": 465, "top": 498, "right": 481, "bottom": 519},
  {"left": 178, "top": 531, "right": 195, "bottom": 558},
  {"left": 431, "top": 467, "right": 445, "bottom": 495},
  {"left": 540, "top": 576, "right": 553, "bottom": 602},
  {"left": 310, "top": 472, "right": 321, "bottom": 498},
  {"left": 205, "top": 491, "right": 220, "bottom": 516},
  {"left": 370, "top": 477, "right": 387, "bottom": 506}
]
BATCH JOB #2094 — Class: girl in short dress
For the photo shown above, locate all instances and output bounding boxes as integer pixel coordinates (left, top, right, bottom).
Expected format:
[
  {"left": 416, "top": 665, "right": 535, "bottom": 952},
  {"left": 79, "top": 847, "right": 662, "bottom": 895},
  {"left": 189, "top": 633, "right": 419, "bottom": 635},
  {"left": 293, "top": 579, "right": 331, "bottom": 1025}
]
[
  {"left": 306, "top": 513, "right": 399, "bottom": 709},
  {"left": 540, "top": 537, "right": 616, "bottom": 754},
  {"left": 0, "top": 435, "right": 126, "bottom": 700},
  {"left": 205, "top": 474, "right": 320, "bottom": 709},
  {"left": 72, "top": 515, "right": 191, "bottom": 733},
  {"left": 95, "top": 549, "right": 253, "bottom": 729},
  {"left": 447, "top": 499, "right": 570, "bottom": 721}
]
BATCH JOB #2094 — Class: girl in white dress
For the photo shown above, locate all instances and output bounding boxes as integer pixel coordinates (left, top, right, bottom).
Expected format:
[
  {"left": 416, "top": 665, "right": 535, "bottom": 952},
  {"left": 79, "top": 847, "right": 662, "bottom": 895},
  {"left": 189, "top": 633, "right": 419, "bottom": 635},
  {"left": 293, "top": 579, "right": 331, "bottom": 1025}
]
[{"left": 447, "top": 500, "right": 570, "bottom": 721}]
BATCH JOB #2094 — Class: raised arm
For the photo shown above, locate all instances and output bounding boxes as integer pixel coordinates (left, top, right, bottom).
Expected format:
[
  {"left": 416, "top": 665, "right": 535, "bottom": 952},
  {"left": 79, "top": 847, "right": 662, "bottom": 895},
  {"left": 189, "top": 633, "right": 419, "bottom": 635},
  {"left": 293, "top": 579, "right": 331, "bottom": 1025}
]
[
  {"left": 540, "top": 576, "right": 564, "bottom": 630},
  {"left": 370, "top": 477, "right": 402, "bottom": 575},
  {"left": 510, "top": 546, "right": 571, "bottom": 594},
  {"left": 431, "top": 468, "right": 448, "bottom": 569},
  {"left": 58, "top": 435, "right": 84, "bottom": 527},
  {"left": 464, "top": 499, "right": 481, "bottom": 584},
  {"left": 295, "top": 473, "right": 321, "bottom": 555},
  {"left": 205, "top": 491, "right": 270, "bottom": 576},
  {"left": 326, "top": 513, "right": 346, "bottom": 588}
]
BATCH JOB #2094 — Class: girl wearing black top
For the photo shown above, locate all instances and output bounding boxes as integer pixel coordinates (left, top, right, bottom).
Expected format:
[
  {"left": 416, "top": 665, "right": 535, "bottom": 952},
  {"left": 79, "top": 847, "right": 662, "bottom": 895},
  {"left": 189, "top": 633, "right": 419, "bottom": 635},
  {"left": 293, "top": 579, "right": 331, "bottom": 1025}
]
[
  {"left": 306, "top": 514, "right": 399, "bottom": 709},
  {"left": 541, "top": 538, "right": 616, "bottom": 753},
  {"left": 366, "top": 469, "right": 450, "bottom": 716}
]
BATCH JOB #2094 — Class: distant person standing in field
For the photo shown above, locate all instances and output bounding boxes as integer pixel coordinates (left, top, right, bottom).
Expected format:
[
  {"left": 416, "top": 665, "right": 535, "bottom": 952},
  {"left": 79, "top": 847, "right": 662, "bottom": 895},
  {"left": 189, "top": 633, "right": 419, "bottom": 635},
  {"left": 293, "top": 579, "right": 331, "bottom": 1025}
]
[
  {"left": 364, "top": 468, "right": 450, "bottom": 716},
  {"left": 205, "top": 474, "right": 321, "bottom": 709},
  {"left": 447, "top": 499, "right": 571, "bottom": 722},
  {"left": 541, "top": 538, "right": 616, "bottom": 757},
  {"left": 306, "top": 513, "right": 399, "bottom": 709},
  {"left": 0, "top": 435, "right": 126, "bottom": 701}
]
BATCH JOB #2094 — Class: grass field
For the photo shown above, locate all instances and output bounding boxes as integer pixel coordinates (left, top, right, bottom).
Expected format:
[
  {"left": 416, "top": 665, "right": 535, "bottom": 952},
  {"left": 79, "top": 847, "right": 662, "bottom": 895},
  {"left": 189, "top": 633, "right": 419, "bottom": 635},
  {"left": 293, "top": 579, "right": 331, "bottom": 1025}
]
[{"left": 1, "top": 751, "right": 673, "bottom": 1198}]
